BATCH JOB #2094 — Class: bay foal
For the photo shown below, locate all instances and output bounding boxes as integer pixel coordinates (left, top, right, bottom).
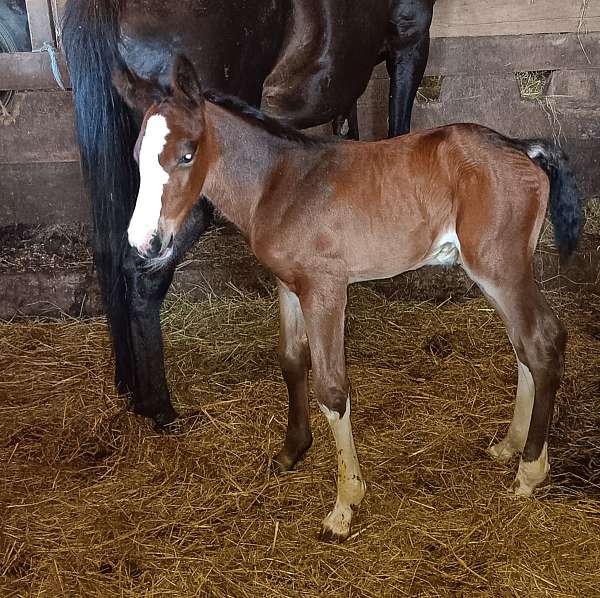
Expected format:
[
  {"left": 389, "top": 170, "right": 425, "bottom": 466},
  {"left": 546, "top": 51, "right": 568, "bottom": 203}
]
[{"left": 114, "top": 57, "right": 582, "bottom": 542}]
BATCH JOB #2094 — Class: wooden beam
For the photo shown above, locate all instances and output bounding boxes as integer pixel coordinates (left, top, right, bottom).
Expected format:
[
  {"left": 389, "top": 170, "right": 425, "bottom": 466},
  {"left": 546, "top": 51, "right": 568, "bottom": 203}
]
[
  {"left": 2, "top": 33, "right": 598, "bottom": 92},
  {"left": 25, "top": 0, "right": 55, "bottom": 50},
  {"left": 371, "top": 33, "right": 600, "bottom": 79},
  {"left": 50, "top": 0, "right": 600, "bottom": 39},
  {"left": 424, "top": 32, "right": 600, "bottom": 76},
  {"left": 0, "top": 52, "right": 70, "bottom": 91},
  {"left": 432, "top": 0, "right": 600, "bottom": 37}
]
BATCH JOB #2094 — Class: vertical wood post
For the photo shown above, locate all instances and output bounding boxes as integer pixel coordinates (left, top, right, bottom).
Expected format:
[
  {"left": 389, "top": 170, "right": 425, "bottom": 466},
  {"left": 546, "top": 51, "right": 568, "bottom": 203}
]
[{"left": 25, "top": 0, "right": 55, "bottom": 51}]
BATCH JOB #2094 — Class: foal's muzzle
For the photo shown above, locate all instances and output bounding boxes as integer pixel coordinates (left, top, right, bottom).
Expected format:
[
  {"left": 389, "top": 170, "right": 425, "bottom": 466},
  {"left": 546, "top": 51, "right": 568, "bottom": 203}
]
[{"left": 138, "top": 233, "right": 174, "bottom": 263}]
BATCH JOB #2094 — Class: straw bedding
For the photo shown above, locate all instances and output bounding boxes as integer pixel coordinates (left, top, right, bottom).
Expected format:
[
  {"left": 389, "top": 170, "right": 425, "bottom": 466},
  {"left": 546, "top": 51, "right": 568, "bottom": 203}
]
[{"left": 1, "top": 285, "right": 599, "bottom": 597}]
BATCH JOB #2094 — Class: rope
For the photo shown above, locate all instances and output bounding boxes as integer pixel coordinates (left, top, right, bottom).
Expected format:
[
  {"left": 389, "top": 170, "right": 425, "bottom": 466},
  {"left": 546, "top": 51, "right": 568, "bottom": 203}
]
[{"left": 34, "top": 42, "right": 66, "bottom": 91}]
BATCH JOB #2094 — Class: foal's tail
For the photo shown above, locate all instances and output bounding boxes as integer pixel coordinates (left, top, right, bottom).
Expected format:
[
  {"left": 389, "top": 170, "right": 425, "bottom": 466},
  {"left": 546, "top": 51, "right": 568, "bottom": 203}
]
[
  {"left": 518, "top": 140, "right": 583, "bottom": 259},
  {"left": 63, "top": 0, "right": 137, "bottom": 390}
]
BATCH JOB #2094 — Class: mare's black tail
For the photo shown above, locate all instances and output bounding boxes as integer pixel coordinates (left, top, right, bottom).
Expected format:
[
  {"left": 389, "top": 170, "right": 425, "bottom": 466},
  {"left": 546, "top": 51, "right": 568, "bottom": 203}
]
[
  {"left": 517, "top": 140, "right": 583, "bottom": 260},
  {"left": 63, "top": 0, "right": 138, "bottom": 391}
]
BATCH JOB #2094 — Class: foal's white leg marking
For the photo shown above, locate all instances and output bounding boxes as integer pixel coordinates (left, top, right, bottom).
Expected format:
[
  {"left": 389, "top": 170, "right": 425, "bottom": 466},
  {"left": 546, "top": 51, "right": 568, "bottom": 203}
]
[
  {"left": 128, "top": 114, "right": 170, "bottom": 253},
  {"left": 488, "top": 359, "right": 535, "bottom": 462},
  {"left": 513, "top": 442, "right": 549, "bottom": 497},
  {"left": 320, "top": 398, "right": 366, "bottom": 540}
]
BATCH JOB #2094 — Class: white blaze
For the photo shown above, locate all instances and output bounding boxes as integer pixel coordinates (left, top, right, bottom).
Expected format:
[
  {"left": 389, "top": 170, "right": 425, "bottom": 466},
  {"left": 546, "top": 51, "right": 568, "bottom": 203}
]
[{"left": 128, "top": 114, "right": 170, "bottom": 252}]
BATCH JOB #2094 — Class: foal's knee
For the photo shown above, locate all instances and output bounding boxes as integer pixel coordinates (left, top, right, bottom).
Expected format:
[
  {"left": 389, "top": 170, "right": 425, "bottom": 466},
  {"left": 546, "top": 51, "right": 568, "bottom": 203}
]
[
  {"left": 315, "top": 379, "right": 350, "bottom": 419},
  {"left": 536, "top": 316, "right": 567, "bottom": 377},
  {"left": 518, "top": 311, "right": 567, "bottom": 375},
  {"left": 278, "top": 337, "right": 310, "bottom": 382}
]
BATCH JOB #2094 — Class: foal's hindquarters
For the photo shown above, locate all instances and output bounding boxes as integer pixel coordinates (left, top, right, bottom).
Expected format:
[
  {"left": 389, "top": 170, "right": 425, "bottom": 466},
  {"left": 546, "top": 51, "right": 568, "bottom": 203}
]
[{"left": 269, "top": 130, "right": 575, "bottom": 541}]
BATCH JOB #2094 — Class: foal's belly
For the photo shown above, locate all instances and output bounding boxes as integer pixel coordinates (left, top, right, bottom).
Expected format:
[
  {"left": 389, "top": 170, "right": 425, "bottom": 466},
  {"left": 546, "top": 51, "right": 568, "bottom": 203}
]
[{"left": 347, "top": 229, "right": 461, "bottom": 284}]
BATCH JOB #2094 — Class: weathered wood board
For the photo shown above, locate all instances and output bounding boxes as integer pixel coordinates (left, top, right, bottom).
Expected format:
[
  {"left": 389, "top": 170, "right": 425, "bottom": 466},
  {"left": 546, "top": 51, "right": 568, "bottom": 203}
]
[
  {"left": 432, "top": 0, "right": 600, "bottom": 37},
  {"left": 25, "top": 0, "right": 56, "bottom": 50},
  {"left": 0, "top": 91, "right": 78, "bottom": 163},
  {"left": 0, "top": 162, "right": 85, "bottom": 224},
  {"left": 49, "top": 0, "right": 600, "bottom": 38},
  {"left": 0, "top": 52, "right": 69, "bottom": 91}
]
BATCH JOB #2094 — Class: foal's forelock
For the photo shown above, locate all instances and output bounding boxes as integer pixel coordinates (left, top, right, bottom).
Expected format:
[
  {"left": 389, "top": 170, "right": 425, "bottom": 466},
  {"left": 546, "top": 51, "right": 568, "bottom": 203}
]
[{"left": 127, "top": 113, "right": 171, "bottom": 256}]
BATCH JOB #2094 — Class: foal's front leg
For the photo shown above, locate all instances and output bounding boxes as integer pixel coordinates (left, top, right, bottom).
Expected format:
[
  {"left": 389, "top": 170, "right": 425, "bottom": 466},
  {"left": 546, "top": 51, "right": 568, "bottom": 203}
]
[
  {"left": 300, "top": 279, "right": 366, "bottom": 542},
  {"left": 272, "top": 281, "right": 313, "bottom": 472}
]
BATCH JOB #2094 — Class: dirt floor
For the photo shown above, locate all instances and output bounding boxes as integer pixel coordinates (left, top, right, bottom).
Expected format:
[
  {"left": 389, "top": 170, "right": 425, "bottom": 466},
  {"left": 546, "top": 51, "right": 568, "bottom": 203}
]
[{"left": 1, "top": 284, "right": 599, "bottom": 597}]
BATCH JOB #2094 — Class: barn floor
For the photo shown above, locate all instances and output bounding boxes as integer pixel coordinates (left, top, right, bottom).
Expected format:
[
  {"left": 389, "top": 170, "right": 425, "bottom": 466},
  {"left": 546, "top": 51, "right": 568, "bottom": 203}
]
[{"left": 1, "top": 286, "right": 600, "bottom": 597}]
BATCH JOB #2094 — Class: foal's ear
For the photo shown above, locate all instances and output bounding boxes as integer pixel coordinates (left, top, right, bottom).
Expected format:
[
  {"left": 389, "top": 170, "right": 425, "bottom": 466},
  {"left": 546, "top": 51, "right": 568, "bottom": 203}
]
[
  {"left": 171, "top": 54, "right": 204, "bottom": 107},
  {"left": 112, "top": 65, "right": 165, "bottom": 113}
]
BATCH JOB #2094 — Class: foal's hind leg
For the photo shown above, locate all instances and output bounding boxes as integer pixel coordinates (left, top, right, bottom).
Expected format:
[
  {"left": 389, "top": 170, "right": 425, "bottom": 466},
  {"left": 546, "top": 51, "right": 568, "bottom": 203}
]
[
  {"left": 468, "top": 273, "right": 566, "bottom": 496},
  {"left": 272, "top": 281, "right": 313, "bottom": 473},
  {"left": 487, "top": 358, "right": 535, "bottom": 462}
]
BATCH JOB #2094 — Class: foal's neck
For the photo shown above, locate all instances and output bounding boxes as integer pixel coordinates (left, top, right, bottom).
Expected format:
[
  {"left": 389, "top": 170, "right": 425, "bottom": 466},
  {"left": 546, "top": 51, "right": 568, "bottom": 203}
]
[{"left": 201, "top": 103, "right": 293, "bottom": 235}]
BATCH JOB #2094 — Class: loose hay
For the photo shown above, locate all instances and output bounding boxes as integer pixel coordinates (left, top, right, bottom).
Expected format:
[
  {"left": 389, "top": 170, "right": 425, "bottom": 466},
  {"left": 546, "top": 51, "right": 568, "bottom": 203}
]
[{"left": 1, "top": 286, "right": 600, "bottom": 597}]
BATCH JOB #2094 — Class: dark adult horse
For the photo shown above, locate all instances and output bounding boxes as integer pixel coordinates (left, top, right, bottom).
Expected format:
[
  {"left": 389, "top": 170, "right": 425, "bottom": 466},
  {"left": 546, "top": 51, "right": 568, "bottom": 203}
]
[{"left": 62, "top": 0, "right": 435, "bottom": 426}]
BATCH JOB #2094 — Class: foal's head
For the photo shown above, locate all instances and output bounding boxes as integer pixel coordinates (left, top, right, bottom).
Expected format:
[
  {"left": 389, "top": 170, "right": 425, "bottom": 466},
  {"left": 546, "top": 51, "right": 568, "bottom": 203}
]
[{"left": 113, "top": 56, "right": 211, "bottom": 262}]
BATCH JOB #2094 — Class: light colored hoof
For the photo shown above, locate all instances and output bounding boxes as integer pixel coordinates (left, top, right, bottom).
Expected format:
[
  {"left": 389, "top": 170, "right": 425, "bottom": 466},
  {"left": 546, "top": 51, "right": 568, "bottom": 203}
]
[
  {"left": 319, "top": 506, "right": 353, "bottom": 543},
  {"left": 510, "top": 449, "right": 550, "bottom": 497},
  {"left": 487, "top": 437, "right": 519, "bottom": 462}
]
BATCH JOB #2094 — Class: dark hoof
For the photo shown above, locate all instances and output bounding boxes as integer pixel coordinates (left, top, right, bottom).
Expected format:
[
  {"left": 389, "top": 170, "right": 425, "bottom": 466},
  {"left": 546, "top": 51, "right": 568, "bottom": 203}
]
[
  {"left": 271, "top": 436, "right": 313, "bottom": 474},
  {"left": 318, "top": 527, "right": 350, "bottom": 544},
  {"left": 115, "top": 377, "right": 132, "bottom": 396},
  {"left": 271, "top": 452, "right": 295, "bottom": 474},
  {"left": 153, "top": 408, "right": 178, "bottom": 428},
  {"left": 131, "top": 401, "right": 178, "bottom": 428}
]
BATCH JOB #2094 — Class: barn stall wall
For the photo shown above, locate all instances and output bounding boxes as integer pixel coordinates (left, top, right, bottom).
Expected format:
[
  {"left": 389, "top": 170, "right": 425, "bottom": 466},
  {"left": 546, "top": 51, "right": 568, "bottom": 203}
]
[{"left": 0, "top": 0, "right": 599, "bottom": 316}]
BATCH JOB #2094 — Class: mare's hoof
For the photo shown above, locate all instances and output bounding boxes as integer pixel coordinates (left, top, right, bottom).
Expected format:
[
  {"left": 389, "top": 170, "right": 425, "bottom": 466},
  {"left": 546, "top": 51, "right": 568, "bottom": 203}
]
[
  {"left": 153, "top": 408, "right": 177, "bottom": 427},
  {"left": 131, "top": 401, "right": 178, "bottom": 429}
]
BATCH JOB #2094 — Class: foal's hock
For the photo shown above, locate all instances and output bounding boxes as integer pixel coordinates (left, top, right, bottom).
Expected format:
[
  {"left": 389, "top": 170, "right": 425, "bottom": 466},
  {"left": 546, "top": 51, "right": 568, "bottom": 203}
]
[{"left": 114, "top": 57, "right": 583, "bottom": 542}]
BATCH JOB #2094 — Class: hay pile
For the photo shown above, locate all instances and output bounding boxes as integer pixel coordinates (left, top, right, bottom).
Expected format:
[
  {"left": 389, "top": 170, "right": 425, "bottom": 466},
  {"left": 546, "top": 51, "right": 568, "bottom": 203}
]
[{"left": 1, "top": 286, "right": 599, "bottom": 597}]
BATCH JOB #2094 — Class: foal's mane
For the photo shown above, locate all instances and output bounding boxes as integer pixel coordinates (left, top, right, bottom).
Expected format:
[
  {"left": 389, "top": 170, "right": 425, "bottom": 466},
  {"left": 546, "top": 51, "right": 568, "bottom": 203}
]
[{"left": 203, "top": 90, "right": 333, "bottom": 147}]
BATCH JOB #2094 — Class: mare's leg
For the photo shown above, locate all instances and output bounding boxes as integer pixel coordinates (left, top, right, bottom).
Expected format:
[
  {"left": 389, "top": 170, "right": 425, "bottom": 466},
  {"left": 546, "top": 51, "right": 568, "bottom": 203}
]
[
  {"left": 272, "top": 281, "right": 313, "bottom": 472},
  {"left": 300, "top": 278, "right": 366, "bottom": 542},
  {"left": 466, "top": 269, "right": 566, "bottom": 496},
  {"left": 386, "top": 0, "right": 435, "bottom": 136},
  {"left": 122, "top": 199, "right": 213, "bottom": 426},
  {"left": 332, "top": 104, "right": 359, "bottom": 140}
]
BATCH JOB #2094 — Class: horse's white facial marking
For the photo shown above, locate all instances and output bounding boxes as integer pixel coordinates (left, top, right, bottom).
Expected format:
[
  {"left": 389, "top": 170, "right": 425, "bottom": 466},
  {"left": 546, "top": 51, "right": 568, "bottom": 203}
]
[
  {"left": 319, "top": 397, "right": 366, "bottom": 541},
  {"left": 128, "top": 114, "right": 171, "bottom": 254}
]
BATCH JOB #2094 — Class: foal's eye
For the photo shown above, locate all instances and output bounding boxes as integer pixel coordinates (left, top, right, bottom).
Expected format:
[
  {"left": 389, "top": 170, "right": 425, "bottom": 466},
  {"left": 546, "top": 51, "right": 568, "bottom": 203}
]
[{"left": 179, "top": 152, "right": 194, "bottom": 165}]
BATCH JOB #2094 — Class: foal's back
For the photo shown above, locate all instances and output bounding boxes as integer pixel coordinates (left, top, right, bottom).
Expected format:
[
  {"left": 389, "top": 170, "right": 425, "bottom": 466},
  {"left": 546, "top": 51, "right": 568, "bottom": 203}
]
[{"left": 255, "top": 123, "right": 548, "bottom": 284}]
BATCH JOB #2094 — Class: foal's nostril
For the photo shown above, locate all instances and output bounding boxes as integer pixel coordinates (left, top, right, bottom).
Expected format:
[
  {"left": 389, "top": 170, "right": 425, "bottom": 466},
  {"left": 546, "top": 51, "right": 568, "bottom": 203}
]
[{"left": 146, "top": 235, "right": 163, "bottom": 259}]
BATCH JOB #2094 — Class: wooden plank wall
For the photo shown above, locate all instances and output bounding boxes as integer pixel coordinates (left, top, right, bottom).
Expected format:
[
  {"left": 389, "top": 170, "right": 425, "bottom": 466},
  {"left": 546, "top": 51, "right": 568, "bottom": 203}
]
[
  {"left": 0, "top": 0, "right": 599, "bottom": 224},
  {"left": 432, "top": 0, "right": 600, "bottom": 37}
]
